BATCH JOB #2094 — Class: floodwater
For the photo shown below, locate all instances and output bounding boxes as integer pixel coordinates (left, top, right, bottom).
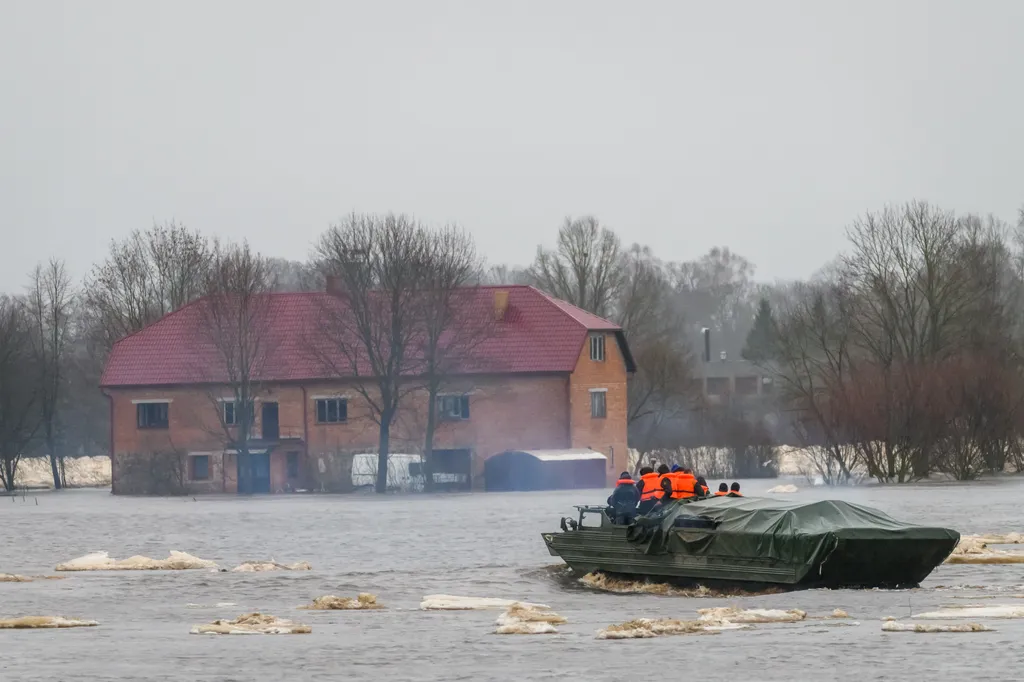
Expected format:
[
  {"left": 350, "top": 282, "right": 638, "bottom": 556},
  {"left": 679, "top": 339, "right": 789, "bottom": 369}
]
[{"left": 3, "top": 478, "right": 1024, "bottom": 682}]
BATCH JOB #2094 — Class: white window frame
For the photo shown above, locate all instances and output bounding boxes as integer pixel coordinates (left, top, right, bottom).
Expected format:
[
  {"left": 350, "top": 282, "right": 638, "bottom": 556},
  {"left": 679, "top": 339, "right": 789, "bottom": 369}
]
[
  {"left": 135, "top": 400, "right": 170, "bottom": 429},
  {"left": 437, "top": 394, "right": 470, "bottom": 421},
  {"left": 589, "top": 388, "right": 607, "bottom": 419},
  {"left": 589, "top": 333, "right": 606, "bottom": 362}
]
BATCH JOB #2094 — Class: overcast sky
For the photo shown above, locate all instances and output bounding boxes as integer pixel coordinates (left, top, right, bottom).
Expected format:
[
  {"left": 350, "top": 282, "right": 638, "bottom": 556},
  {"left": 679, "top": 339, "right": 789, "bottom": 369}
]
[{"left": 1, "top": 0, "right": 1022, "bottom": 292}]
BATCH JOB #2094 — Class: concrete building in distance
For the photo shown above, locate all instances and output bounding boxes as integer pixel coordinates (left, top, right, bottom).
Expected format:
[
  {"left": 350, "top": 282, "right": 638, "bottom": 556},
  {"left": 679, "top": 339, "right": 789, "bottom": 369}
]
[{"left": 99, "top": 285, "right": 635, "bottom": 494}]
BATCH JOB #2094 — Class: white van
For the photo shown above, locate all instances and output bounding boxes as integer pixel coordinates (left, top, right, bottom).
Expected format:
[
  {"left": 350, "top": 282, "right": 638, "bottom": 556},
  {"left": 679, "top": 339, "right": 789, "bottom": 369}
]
[{"left": 350, "top": 453, "right": 425, "bottom": 492}]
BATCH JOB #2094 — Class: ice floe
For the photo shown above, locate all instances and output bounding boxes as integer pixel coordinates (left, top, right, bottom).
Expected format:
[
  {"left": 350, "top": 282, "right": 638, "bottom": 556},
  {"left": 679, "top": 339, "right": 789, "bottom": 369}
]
[
  {"left": 0, "top": 616, "right": 98, "bottom": 629},
  {"left": 56, "top": 551, "right": 217, "bottom": 571},
  {"left": 767, "top": 484, "right": 799, "bottom": 493},
  {"left": 299, "top": 594, "right": 382, "bottom": 610},
  {"left": 494, "top": 604, "right": 566, "bottom": 635},
  {"left": 190, "top": 613, "right": 311, "bottom": 635},
  {"left": 883, "top": 622, "right": 993, "bottom": 633},
  {"left": 597, "top": 618, "right": 748, "bottom": 639},
  {"left": 420, "top": 595, "right": 549, "bottom": 611},
  {"left": 913, "top": 605, "right": 1024, "bottom": 620},
  {"left": 697, "top": 607, "right": 807, "bottom": 623},
  {"left": 946, "top": 536, "right": 1024, "bottom": 564},
  {"left": 229, "top": 561, "right": 312, "bottom": 572},
  {"left": 0, "top": 574, "right": 64, "bottom": 583}
]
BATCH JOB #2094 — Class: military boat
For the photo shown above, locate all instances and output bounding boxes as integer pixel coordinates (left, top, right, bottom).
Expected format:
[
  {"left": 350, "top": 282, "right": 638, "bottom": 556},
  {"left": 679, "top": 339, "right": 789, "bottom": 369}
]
[{"left": 543, "top": 496, "right": 959, "bottom": 589}]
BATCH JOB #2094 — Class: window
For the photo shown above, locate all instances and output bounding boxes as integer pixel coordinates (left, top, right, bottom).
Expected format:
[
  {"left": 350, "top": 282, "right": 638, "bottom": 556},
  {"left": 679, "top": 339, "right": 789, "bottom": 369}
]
[
  {"left": 223, "top": 400, "right": 255, "bottom": 426},
  {"left": 590, "top": 390, "right": 607, "bottom": 419},
  {"left": 190, "top": 455, "right": 210, "bottom": 481},
  {"left": 437, "top": 395, "right": 470, "bottom": 421},
  {"left": 735, "top": 376, "right": 758, "bottom": 396},
  {"left": 408, "top": 461, "right": 423, "bottom": 477},
  {"left": 137, "top": 402, "right": 169, "bottom": 429},
  {"left": 286, "top": 452, "right": 299, "bottom": 479},
  {"left": 315, "top": 398, "right": 348, "bottom": 424},
  {"left": 589, "top": 333, "right": 605, "bottom": 362}
]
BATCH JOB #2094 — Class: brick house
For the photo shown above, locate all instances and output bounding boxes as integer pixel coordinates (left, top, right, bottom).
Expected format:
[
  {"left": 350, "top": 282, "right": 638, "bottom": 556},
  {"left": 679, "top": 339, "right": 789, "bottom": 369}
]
[{"left": 99, "top": 285, "right": 635, "bottom": 494}]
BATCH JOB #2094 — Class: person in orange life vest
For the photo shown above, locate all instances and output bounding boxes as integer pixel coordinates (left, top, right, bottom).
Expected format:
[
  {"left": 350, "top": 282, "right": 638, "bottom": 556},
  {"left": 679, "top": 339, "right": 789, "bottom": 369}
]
[
  {"left": 636, "top": 466, "right": 663, "bottom": 514},
  {"left": 728, "top": 482, "right": 743, "bottom": 497},
  {"left": 696, "top": 475, "right": 710, "bottom": 497},
  {"left": 607, "top": 471, "right": 640, "bottom": 523},
  {"left": 714, "top": 483, "right": 729, "bottom": 496},
  {"left": 666, "top": 464, "right": 697, "bottom": 500}
]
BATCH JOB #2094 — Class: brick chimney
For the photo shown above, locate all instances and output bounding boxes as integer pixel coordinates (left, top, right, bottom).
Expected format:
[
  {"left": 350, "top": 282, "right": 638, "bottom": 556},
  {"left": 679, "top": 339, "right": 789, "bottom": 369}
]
[
  {"left": 325, "top": 275, "right": 342, "bottom": 296},
  {"left": 493, "top": 289, "right": 509, "bottom": 321}
]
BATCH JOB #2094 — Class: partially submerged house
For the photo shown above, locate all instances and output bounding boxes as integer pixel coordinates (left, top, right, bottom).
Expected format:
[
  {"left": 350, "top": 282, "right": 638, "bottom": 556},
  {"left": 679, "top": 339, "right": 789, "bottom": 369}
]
[{"left": 100, "top": 285, "right": 634, "bottom": 494}]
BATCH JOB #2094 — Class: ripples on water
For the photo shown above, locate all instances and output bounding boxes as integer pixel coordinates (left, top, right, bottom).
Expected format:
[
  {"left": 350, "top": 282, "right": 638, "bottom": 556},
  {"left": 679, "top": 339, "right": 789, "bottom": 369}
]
[{"left": 3, "top": 479, "right": 1024, "bottom": 681}]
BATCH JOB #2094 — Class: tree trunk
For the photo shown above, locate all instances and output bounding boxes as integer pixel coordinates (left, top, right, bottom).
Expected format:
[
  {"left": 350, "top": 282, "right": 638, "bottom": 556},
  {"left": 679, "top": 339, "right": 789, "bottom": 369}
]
[
  {"left": 376, "top": 417, "right": 391, "bottom": 494},
  {"left": 47, "top": 432, "right": 62, "bottom": 490},
  {"left": 2, "top": 458, "right": 14, "bottom": 492},
  {"left": 423, "top": 388, "right": 438, "bottom": 493}
]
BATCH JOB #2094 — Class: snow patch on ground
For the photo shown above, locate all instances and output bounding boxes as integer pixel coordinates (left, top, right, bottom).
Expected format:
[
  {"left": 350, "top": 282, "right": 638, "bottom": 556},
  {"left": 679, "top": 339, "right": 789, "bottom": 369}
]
[
  {"left": 56, "top": 551, "right": 217, "bottom": 571},
  {"left": 14, "top": 456, "right": 111, "bottom": 489},
  {"left": 420, "top": 595, "right": 549, "bottom": 611},
  {"left": 0, "top": 616, "right": 98, "bottom": 629},
  {"left": 190, "top": 613, "right": 311, "bottom": 635},
  {"left": 493, "top": 603, "right": 566, "bottom": 635},
  {"left": 299, "top": 594, "right": 382, "bottom": 610}
]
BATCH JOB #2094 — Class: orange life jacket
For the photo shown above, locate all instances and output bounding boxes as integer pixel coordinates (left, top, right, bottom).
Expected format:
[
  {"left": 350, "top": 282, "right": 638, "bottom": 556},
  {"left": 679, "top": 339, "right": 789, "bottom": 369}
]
[
  {"left": 701, "top": 485, "right": 710, "bottom": 496},
  {"left": 668, "top": 472, "right": 697, "bottom": 499},
  {"left": 639, "top": 472, "right": 664, "bottom": 501},
  {"left": 615, "top": 478, "right": 635, "bottom": 486},
  {"left": 728, "top": 490, "right": 743, "bottom": 497},
  {"left": 713, "top": 490, "right": 729, "bottom": 497}
]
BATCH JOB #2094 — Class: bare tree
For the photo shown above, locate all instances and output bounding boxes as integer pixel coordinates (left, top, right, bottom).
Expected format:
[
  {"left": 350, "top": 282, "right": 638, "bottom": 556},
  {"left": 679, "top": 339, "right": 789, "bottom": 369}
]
[
  {"left": 85, "top": 221, "right": 212, "bottom": 349},
  {"left": 26, "top": 259, "right": 74, "bottom": 489},
  {"left": 764, "top": 280, "right": 861, "bottom": 484},
  {"left": 313, "top": 213, "right": 432, "bottom": 494},
  {"left": 199, "top": 241, "right": 277, "bottom": 494},
  {"left": 0, "top": 296, "right": 39, "bottom": 491},
  {"left": 417, "top": 226, "right": 488, "bottom": 491},
  {"left": 527, "top": 216, "right": 625, "bottom": 318}
]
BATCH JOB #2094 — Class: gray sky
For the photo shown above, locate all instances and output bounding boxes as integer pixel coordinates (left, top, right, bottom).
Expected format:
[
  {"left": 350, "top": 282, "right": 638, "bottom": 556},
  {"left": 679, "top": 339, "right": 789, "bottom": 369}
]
[{"left": 2, "top": 0, "right": 1022, "bottom": 292}]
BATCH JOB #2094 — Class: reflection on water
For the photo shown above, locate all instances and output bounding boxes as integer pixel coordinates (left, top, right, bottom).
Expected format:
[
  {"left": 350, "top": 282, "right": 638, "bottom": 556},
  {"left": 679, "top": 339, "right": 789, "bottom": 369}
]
[{"left": 3, "top": 478, "right": 1024, "bottom": 681}]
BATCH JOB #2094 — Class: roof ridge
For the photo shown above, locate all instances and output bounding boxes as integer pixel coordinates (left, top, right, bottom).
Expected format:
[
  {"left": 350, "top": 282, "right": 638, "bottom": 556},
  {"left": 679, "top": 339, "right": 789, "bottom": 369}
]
[{"left": 526, "top": 285, "right": 620, "bottom": 331}]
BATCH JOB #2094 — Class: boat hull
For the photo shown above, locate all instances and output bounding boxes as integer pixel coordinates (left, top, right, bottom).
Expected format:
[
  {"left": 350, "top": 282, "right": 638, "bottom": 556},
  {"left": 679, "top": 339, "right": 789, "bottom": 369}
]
[{"left": 544, "top": 498, "right": 960, "bottom": 589}]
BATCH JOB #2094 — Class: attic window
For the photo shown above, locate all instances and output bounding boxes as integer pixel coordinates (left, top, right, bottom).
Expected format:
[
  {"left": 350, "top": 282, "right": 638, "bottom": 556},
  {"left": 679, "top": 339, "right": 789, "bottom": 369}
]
[{"left": 589, "top": 334, "right": 605, "bottom": 362}]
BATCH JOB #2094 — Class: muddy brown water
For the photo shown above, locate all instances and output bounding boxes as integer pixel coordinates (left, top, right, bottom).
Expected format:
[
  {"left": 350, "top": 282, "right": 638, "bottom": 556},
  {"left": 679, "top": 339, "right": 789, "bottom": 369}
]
[{"left": 3, "top": 479, "right": 1024, "bottom": 681}]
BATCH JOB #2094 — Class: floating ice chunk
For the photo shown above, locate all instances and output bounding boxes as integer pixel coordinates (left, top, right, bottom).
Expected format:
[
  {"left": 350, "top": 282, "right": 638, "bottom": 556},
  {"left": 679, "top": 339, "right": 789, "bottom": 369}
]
[
  {"left": 596, "top": 618, "right": 745, "bottom": 639},
  {"left": 190, "top": 613, "right": 311, "bottom": 635},
  {"left": 56, "top": 551, "right": 217, "bottom": 571},
  {"left": 767, "top": 484, "right": 799, "bottom": 493},
  {"left": 0, "top": 574, "right": 63, "bottom": 582},
  {"left": 494, "top": 603, "right": 566, "bottom": 635},
  {"left": 883, "top": 621, "right": 993, "bottom": 633},
  {"left": 420, "top": 595, "right": 549, "bottom": 611},
  {"left": 698, "top": 607, "right": 806, "bottom": 623},
  {"left": 229, "top": 561, "right": 311, "bottom": 572},
  {"left": 913, "top": 605, "right": 1024, "bottom": 620},
  {"left": 300, "top": 594, "right": 382, "bottom": 610},
  {"left": 0, "top": 616, "right": 98, "bottom": 629}
]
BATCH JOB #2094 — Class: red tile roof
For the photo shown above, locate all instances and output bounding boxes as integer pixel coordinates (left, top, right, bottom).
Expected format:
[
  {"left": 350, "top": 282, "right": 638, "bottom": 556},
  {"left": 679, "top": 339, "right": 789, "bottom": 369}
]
[{"left": 99, "top": 285, "right": 626, "bottom": 387}]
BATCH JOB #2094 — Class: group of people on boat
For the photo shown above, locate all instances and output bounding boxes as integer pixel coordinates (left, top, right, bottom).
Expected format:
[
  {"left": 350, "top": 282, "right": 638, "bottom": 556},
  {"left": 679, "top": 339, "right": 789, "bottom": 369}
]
[{"left": 606, "top": 464, "right": 743, "bottom": 524}]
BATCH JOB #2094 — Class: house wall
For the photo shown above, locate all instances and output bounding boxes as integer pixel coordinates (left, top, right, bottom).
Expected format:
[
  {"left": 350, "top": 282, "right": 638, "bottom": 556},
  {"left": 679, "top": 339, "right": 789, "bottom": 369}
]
[
  {"left": 568, "top": 332, "right": 629, "bottom": 482},
  {"left": 107, "top": 364, "right": 625, "bottom": 493}
]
